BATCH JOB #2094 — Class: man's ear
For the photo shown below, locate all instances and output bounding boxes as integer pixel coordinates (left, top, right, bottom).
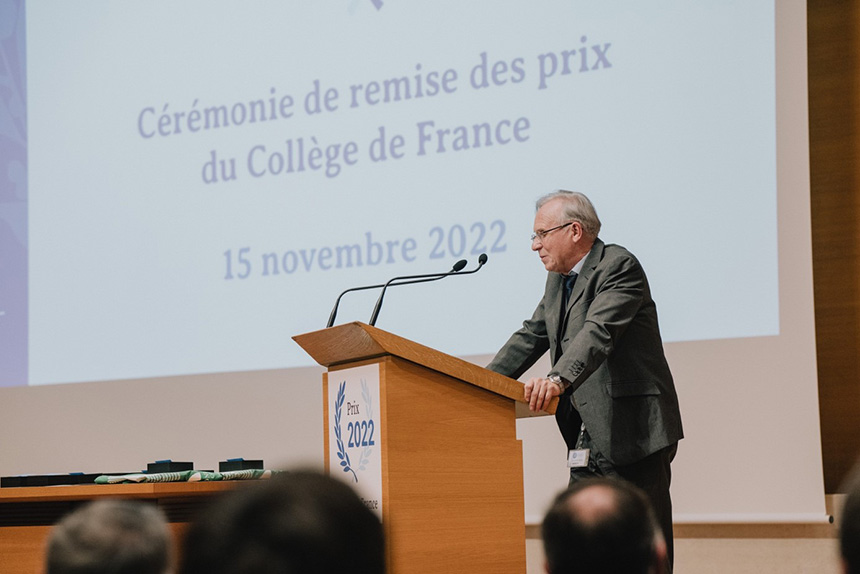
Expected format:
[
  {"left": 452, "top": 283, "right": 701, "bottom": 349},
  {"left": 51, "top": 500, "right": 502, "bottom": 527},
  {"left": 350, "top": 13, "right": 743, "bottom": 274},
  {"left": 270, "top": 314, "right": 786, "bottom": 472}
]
[
  {"left": 544, "top": 560, "right": 552, "bottom": 574},
  {"left": 651, "top": 534, "right": 668, "bottom": 574}
]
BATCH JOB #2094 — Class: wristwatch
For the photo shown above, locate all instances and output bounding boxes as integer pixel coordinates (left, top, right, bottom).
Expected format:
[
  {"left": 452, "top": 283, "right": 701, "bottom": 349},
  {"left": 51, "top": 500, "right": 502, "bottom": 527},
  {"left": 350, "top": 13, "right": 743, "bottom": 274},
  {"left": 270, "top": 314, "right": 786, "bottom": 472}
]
[{"left": 547, "top": 375, "right": 569, "bottom": 392}]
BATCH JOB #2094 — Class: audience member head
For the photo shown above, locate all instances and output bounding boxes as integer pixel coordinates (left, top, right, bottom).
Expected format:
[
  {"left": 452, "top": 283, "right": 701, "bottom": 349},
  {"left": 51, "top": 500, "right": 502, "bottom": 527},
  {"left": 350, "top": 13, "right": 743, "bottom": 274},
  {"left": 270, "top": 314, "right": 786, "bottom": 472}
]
[
  {"left": 180, "top": 470, "right": 384, "bottom": 574},
  {"left": 841, "top": 462, "right": 860, "bottom": 574},
  {"left": 46, "top": 499, "right": 172, "bottom": 574},
  {"left": 541, "top": 478, "right": 666, "bottom": 574}
]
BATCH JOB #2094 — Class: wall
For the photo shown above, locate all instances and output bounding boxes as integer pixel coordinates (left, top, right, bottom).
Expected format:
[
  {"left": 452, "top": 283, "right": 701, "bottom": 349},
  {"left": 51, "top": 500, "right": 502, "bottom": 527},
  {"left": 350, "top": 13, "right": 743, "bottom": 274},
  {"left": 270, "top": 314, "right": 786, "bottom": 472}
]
[{"left": 809, "top": 0, "right": 860, "bottom": 493}]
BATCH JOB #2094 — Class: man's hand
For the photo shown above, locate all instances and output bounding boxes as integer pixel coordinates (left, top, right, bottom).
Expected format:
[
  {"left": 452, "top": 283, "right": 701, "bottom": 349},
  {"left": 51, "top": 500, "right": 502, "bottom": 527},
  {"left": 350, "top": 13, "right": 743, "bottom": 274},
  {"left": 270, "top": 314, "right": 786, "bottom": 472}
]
[{"left": 524, "top": 377, "right": 563, "bottom": 412}]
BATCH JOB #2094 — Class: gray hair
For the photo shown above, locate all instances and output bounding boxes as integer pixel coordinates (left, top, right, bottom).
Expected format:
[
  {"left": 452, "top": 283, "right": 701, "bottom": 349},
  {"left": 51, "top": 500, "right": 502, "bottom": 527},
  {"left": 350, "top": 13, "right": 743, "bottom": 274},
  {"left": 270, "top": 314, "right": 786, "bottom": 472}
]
[
  {"left": 536, "top": 190, "right": 601, "bottom": 238},
  {"left": 46, "top": 499, "right": 172, "bottom": 574}
]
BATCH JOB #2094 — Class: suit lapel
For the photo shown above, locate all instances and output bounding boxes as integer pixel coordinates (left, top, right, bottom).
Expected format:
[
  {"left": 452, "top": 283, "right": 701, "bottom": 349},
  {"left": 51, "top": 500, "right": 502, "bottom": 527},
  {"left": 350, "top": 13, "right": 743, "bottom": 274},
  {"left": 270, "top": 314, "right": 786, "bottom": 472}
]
[
  {"left": 565, "top": 239, "right": 603, "bottom": 313},
  {"left": 549, "top": 239, "right": 603, "bottom": 359}
]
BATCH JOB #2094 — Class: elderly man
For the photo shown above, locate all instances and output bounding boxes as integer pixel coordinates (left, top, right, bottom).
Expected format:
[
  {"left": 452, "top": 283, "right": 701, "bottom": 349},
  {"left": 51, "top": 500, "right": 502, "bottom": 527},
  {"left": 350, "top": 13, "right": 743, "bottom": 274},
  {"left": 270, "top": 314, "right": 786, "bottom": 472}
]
[{"left": 487, "top": 190, "right": 683, "bottom": 569}]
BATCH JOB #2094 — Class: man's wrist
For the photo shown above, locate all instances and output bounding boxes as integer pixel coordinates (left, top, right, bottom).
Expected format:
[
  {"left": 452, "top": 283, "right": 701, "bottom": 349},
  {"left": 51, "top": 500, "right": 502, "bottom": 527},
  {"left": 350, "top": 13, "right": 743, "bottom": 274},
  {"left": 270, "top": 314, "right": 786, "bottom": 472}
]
[{"left": 547, "top": 375, "right": 570, "bottom": 392}]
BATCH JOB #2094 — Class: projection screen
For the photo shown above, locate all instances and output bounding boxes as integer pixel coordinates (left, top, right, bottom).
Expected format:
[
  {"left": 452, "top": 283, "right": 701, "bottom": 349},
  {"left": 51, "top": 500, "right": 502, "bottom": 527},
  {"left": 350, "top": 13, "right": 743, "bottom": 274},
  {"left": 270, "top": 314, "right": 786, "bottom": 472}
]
[{"left": 0, "top": 0, "right": 824, "bottom": 523}]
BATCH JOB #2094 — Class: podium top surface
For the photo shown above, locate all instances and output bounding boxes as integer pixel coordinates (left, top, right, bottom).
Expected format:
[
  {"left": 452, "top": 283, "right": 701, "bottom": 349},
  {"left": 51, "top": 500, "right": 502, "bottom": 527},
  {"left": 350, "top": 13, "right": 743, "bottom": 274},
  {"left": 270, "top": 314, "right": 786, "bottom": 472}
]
[{"left": 293, "top": 322, "right": 557, "bottom": 415}]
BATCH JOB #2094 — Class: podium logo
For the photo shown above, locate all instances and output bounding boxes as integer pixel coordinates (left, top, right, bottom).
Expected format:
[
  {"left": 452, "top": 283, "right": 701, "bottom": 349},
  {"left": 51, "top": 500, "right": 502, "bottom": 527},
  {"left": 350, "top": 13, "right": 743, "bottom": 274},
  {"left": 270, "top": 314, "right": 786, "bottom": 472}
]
[{"left": 333, "top": 379, "right": 377, "bottom": 483}]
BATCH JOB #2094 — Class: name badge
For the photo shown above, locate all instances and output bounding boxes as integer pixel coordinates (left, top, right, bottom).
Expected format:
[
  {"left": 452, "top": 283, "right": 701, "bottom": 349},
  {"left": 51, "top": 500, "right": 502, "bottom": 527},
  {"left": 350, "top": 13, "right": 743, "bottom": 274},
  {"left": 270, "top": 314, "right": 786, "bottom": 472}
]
[{"left": 567, "top": 448, "right": 590, "bottom": 468}]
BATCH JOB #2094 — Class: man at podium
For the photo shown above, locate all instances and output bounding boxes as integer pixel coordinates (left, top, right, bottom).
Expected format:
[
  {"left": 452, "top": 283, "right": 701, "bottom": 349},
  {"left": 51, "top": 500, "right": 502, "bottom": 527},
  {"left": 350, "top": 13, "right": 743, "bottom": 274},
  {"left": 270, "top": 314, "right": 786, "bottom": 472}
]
[{"left": 487, "top": 190, "right": 683, "bottom": 570}]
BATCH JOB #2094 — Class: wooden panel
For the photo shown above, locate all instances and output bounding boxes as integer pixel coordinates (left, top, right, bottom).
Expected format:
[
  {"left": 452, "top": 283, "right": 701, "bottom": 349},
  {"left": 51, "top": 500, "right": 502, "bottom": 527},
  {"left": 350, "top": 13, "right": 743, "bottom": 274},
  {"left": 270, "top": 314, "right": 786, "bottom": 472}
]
[
  {"left": 0, "top": 484, "right": 227, "bottom": 574},
  {"left": 2, "top": 525, "right": 51, "bottom": 574},
  {"left": 381, "top": 356, "right": 525, "bottom": 574},
  {"left": 808, "top": 0, "right": 860, "bottom": 492},
  {"left": 323, "top": 371, "right": 330, "bottom": 474}
]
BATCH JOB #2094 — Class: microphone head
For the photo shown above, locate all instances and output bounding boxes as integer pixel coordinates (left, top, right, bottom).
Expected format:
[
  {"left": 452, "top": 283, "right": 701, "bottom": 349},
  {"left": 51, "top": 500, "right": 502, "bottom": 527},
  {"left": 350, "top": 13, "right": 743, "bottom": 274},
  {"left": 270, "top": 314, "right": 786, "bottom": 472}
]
[
  {"left": 452, "top": 259, "right": 468, "bottom": 272},
  {"left": 478, "top": 253, "right": 488, "bottom": 265}
]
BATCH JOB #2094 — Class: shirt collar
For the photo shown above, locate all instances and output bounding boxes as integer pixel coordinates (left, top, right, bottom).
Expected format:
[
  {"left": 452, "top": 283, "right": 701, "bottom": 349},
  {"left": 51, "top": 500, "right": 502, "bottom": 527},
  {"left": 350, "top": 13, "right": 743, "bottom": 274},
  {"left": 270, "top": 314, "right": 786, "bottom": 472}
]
[{"left": 567, "top": 244, "right": 593, "bottom": 276}]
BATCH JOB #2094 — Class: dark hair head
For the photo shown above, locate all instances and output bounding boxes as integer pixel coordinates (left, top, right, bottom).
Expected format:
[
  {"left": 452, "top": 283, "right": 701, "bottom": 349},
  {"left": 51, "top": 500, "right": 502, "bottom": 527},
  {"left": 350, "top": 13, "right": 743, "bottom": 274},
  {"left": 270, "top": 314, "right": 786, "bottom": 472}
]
[
  {"left": 841, "top": 464, "right": 860, "bottom": 574},
  {"left": 46, "top": 499, "right": 171, "bottom": 574},
  {"left": 541, "top": 478, "right": 660, "bottom": 574},
  {"left": 180, "top": 470, "right": 385, "bottom": 574}
]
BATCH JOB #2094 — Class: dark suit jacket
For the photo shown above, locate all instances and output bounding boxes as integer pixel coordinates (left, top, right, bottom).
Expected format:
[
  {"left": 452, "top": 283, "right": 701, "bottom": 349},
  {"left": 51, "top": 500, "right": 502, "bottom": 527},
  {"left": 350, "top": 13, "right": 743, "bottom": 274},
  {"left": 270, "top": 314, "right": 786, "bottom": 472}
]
[{"left": 487, "top": 239, "right": 683, "bottom": 466}]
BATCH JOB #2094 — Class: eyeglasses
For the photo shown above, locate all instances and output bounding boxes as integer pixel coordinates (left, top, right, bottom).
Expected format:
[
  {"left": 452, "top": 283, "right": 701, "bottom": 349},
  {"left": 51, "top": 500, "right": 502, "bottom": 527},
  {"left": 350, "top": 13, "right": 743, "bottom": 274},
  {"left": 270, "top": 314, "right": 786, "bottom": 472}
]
[{"left": 531, "top": 221, "right": 575, "bottom": 243}]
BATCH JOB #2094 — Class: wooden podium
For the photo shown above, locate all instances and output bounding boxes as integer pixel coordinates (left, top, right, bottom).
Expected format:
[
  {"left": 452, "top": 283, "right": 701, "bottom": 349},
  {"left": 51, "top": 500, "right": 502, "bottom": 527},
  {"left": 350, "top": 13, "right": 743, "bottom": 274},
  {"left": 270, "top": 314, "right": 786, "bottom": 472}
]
[{"left": 293, "top": 322, "right": 557, "bottom": 574}]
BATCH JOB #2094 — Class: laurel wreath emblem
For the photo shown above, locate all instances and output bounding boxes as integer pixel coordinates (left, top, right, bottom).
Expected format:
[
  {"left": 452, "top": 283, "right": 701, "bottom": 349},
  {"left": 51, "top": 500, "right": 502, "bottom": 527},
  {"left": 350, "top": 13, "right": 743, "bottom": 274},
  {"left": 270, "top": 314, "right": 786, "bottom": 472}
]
[
  {"left": 334, "top": 379, "right": 377, "bottom": 483},
  {"left": 334, "top": 381, "right": 357, "bottom": 482}
]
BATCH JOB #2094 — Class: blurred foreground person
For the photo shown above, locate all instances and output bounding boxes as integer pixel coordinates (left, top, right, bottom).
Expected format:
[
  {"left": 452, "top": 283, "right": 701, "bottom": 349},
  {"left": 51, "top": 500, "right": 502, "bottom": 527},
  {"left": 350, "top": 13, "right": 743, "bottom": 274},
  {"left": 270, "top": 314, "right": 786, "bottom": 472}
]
[
  {"left": 46, "top": 499, "right": 172, "bottom": 574},
  {"left": 841, "top": 463, "right": 860, "bottom": 574},
  {"left": 542, "top": 478, "right": 667, "bottom": 574},
  {"left": 180, "top": 470, "right": 385, "bottom": 574}
]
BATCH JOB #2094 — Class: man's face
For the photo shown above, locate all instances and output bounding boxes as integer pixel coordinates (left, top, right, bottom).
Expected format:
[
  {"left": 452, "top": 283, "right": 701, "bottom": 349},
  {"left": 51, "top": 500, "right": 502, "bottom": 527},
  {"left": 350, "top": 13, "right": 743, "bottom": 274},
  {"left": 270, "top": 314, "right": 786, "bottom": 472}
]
[{"left": 532, "top": 199, "right": 579, "bottom": 274}]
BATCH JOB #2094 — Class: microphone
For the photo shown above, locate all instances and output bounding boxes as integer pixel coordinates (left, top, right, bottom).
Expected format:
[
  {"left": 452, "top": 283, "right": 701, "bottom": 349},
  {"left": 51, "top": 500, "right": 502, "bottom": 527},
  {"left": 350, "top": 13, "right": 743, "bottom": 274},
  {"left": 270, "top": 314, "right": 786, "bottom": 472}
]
[
  {"left": 326, "top": 259, "right": 467, "bottom": 328},
  {"left": 368, "top": 254, "right": 488, "bottom": 327}
]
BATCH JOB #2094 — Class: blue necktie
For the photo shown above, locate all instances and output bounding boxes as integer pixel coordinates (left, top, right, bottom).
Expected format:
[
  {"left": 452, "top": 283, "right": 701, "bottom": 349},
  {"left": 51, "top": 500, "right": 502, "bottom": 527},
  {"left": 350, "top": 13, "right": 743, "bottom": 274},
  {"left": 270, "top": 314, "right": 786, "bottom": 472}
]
[
  {"left": 562, "top": 273, "right": 577, "bottom": 309},
  {"left": 556, "top": 273, "right": 578, "bottom": 359}
]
